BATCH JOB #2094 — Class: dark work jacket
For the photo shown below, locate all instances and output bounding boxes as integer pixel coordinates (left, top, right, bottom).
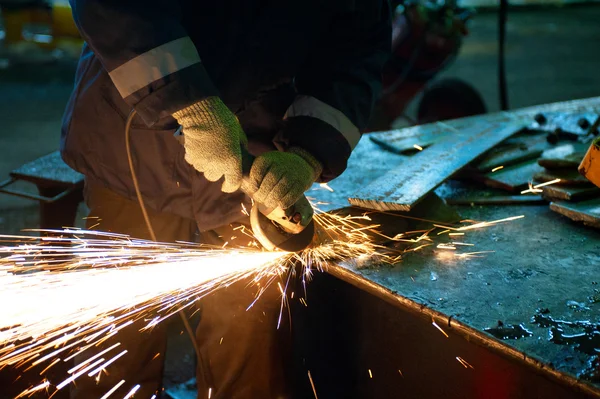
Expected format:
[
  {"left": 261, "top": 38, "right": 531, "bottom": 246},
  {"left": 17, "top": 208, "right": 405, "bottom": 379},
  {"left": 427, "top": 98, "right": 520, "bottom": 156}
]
[{"left": 61, "top": 0, "right": 391, "bottom": 231}]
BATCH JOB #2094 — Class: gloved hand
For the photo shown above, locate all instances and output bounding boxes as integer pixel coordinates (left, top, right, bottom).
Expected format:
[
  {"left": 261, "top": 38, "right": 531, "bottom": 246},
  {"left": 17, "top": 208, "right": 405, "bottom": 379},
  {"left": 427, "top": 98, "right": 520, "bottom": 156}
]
[
  {"left": 242, "top": 148, "right": 323, "bottom": 210},
  {"left": 173, "top": 97, "right": 247, "bottom": 193}
]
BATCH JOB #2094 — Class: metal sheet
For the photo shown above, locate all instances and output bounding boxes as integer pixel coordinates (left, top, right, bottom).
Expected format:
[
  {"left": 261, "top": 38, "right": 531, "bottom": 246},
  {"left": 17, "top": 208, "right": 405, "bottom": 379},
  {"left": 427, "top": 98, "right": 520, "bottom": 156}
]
[
  {"left": 534, "top": 169, "right": 593, "bottom": 186},
  {"left": 542, "top": 185, "right": 600, "bottom": 201},
  {"left": 550, "top": 198, "right": 600, "bottom": 228},
  {"left": 349, "top": 121, "right": 524, "bottom": 211},
  {"left": 11, "top": 151, "right": 83, "bottom": 186},
  {"left": 445, "top": 194, "right": 545, "bottom": 205},
  {"left": 310, "top": 97, "right": 600, "bottom": 395},
  {"left": 476, "top": 135, "right": 549, "bottom": 172},
  {"left": 482, "top": 160, "right": 545, "bottom": 191}
]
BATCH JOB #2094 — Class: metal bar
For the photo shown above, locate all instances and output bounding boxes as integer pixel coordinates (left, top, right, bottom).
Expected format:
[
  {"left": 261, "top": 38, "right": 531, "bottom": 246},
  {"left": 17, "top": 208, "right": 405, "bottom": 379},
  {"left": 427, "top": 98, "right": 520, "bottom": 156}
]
[
  {"left": 0, "top": 178, "right": 79, "bottom": 203},
  {"left": 349, "top": 121, "right": 524, "bottom": 211},
  {"left": 550, "top": 198, "right": 600, "bottom": 228},
  {"left": 445, "top": 195, "right": 545, "bottom": 206}
]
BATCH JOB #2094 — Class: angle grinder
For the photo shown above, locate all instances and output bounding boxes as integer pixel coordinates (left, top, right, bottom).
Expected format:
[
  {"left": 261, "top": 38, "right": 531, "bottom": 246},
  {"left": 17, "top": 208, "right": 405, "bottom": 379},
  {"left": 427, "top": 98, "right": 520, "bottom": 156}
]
[{"left": 241, "top": 148, "right": 316, "bottom": 252}]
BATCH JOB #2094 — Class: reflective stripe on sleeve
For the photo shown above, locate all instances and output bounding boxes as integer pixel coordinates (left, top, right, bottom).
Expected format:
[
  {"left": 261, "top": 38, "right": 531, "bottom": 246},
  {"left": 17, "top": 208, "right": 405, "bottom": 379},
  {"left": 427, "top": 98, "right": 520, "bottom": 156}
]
[
  {"left": 284, "top": 95, "right": 361, "bottom": 150},
  {"left": 109, "top": 37, "right": 201, "bottom": 98}
]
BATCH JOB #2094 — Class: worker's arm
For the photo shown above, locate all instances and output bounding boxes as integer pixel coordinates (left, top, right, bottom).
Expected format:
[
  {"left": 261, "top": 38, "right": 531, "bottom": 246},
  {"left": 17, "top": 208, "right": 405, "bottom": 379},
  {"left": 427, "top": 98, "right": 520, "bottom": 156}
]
[
  {"left": 275, "top": 0, "right": 392, "bottom": 182},
  {"left": 69, "top": 0, "right": 218, "bottom": 126},
  {"left": 71, "top": 0, "right": 248, "bottom": 192}
]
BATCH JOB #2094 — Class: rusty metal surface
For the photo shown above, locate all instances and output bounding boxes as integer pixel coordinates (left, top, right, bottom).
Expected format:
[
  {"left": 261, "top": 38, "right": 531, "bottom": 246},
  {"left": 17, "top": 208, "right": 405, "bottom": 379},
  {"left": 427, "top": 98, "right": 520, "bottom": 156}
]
[
  {"left": 580, "top": 141, "right": 600, "bottom": 189},
  {"left": 311, "top": 97, "right": 600, "bottom": 395},
  {"left": 349, "top": 120, "right": 525, "bottom": 211},
  {"left": 543, "top": 185, "right": 600, "bottom": 202},
  {"left": 551, "top": 198, "right": 600, "bottom": 228},
  {"left": 10, "top": 151, "right": 83, "bottom": 186}
]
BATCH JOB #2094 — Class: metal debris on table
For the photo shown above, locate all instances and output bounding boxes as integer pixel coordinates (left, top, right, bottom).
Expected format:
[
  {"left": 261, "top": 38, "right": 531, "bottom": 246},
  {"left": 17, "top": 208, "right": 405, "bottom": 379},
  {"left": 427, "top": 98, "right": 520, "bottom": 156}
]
[{"left": 349, "top": 121, "right": 525, "bottom": 211}]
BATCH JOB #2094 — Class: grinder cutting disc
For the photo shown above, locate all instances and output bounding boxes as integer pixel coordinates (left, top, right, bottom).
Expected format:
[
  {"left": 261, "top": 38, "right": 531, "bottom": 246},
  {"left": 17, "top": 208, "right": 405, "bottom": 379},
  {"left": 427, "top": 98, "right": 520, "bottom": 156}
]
[{"left": 250, "top": 205, "right": 315, "bottom": 252}]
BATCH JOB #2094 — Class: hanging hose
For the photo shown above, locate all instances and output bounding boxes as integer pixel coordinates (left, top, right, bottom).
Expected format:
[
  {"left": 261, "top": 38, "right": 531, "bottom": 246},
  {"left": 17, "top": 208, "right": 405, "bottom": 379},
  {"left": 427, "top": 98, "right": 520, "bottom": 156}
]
[
  {"left": 124, "top": 110, "right": 215, "bottom": 391},
  {"left": 498, "top": 0, "right": 509, "bottom": 110}
]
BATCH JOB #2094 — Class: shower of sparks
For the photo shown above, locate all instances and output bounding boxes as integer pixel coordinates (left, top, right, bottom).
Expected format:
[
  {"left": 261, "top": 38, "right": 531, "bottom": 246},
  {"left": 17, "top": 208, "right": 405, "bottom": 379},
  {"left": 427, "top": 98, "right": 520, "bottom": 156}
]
[
  {"left": 308, "top": 370, "right": 319, "bottom": 399},
  {"left": 534, "top": 178, "right": 561, "bottom": 188},
  {"left": 123, "top": 384, "right": 141, "bottom": 399},
  {"left": 100, "top": 380, "right": 125, "bottom": 399},
  {"left": 0, "top": 229, "right": 288, "bottom": 398},
  {"left": 0, "top": 208, "right": 523, "bottom": 398},
  {"left": 318, "top": 183, "right": 335, "bottom": 192},
  {"left": 456, "top": 356, "right": 474, "bottom": 369},
  {"left": 14, "top": 380, "right": 49, "bottom": 398},
  {"left": 433, "top": 215, "right": 524, "bottom": 232},
  {"left": 521, "top": 178, "right": 561, "bottom": 194},
  {"left": 432, "top": 320, "right": 449, "bottom": 338}
]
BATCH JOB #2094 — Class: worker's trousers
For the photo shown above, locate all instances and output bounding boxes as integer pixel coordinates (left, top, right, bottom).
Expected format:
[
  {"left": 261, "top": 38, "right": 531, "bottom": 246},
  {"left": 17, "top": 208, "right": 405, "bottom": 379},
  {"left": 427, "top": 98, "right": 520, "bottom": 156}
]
[{"left": 71, "top": 181, "right": 291, "bottom": 399}]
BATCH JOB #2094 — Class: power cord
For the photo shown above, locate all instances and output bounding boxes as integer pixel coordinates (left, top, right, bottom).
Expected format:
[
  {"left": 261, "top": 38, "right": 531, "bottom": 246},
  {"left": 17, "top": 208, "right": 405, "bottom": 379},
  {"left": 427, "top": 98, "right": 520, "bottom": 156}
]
[
  {"left": 125, "top": 110, "right": 214, "bottom": 390},
  {"left": 124, "top": 110, "right": 157, "bottom": 242}
]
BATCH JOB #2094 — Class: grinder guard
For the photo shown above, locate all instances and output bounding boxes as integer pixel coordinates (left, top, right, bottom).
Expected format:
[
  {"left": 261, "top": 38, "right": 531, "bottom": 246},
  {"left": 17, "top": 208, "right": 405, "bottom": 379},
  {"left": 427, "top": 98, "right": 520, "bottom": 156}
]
[{"left": 250, "top": 196, "right": 315, "bottom": 252}]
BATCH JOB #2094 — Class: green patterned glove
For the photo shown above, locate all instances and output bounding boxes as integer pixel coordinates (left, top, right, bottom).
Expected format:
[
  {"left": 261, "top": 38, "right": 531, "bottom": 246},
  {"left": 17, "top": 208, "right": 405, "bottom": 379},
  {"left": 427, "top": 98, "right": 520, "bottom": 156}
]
[
  {"left": 242, "top": 148, "right": 323, "bottom": 210},
  {"left": 173, "top": 97, "right": 247, "bottom": 193}
]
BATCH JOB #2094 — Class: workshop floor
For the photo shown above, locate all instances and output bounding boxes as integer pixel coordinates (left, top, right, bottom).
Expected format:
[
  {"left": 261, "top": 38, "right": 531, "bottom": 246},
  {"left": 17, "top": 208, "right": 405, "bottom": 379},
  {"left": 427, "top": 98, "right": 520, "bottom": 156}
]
[{"left": 1, "top": 4, "right": 600, "bottom": 397}]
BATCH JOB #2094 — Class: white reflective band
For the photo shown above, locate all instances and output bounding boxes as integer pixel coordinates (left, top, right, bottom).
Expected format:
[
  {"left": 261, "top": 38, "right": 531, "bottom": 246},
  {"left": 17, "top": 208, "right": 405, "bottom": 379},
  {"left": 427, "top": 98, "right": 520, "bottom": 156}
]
[
  {"left": 109, "top": 37, "right": 201, "bottom": 98},
  {"left": 284, "top": 95, "right": 361, "bottom": 149}
]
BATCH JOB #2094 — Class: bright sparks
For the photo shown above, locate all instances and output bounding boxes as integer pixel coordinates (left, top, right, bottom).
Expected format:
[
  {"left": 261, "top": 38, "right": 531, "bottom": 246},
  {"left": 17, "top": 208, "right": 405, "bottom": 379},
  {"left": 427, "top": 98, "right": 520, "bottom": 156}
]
[
  {"left": 0, "top": 208, "right": 523, "bottom": 397},
  {"left": 0, "top": 230, "right": 287, "bottom": 397},
  {"left": 456, "top": 356, "right": 474, "bottom": 369},
  {"left": 521, "top": 178, "right": 561, "bottom": 194},
  {"left": 432, "top": 320, "right": 449, "bottom": 338}
]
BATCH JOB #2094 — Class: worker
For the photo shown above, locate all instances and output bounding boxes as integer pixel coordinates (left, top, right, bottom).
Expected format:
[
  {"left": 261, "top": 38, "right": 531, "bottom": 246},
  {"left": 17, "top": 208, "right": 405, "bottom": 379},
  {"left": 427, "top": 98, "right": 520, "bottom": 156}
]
[{"left": 61, "top": 1, "right": 391, "bottom": 398}]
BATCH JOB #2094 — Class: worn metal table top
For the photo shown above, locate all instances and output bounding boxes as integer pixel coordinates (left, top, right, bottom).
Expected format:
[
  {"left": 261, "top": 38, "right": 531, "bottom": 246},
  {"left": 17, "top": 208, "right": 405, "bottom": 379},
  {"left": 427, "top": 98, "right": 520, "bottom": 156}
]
[{"left": 311, "top": 97, "right": 600, "bottom": 395}]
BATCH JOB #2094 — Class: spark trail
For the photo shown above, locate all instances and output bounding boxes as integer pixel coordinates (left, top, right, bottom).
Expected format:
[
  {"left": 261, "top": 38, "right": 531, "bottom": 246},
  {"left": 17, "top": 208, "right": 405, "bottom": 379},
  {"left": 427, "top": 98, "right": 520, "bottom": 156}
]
[
  {"left": 0, "top": 210, "right": 522, "bottom": 398},
  {"left": 0, "top": 230, "right": 289, "bottom": 398}
]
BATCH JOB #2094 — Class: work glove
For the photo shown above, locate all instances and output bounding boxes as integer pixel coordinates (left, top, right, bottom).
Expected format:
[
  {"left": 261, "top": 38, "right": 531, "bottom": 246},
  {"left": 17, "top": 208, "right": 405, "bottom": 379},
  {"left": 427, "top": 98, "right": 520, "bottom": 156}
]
[
  {"left": 173, "top": 97, "right": 247, "bottom": 193},
  {"left": 242, "top": 148, "right": 323, "bottom": 210}
]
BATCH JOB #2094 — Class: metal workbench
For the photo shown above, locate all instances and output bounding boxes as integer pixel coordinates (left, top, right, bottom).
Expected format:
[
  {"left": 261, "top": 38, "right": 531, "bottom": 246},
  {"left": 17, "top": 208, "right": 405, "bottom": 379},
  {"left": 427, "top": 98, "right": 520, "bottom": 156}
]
[{"left": 298, "top": 98, "right": 600, "bottom": 398}]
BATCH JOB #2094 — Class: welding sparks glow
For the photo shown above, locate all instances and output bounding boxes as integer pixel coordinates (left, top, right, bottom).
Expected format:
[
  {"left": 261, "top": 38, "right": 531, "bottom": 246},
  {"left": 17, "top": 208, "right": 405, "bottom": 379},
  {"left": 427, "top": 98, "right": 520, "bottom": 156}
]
[
  {"left": 0, "top": 208, "right": 523, "bottom": 397},
  {"left": 123, "top": 384, "right": 141, "bottom": 399},
  {"left": 432, "top": 320, "right": 449, "bottom": 338},
  {"left": 456, "top": 356, "right": 474, "bottom": 369},
  {"left": 308, "top": 370, "right": 319, "bottom": 399},
  {"left": 521, "top": 178, "right": 561, "bottom": 194},
  {"left": 0, "top": 230, "right": 288, "bottom": 396},
  {"left": 14, "top": 380, "right": 49, "bottom": 398},
  {"left": 0, "top": 236, "right": 285, "bottom": 346}
]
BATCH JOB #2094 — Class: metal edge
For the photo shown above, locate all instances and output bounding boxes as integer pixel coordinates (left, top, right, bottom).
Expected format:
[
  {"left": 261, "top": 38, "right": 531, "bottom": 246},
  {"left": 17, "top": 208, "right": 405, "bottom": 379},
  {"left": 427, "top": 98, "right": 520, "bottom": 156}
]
[
  {"left": 324, "top": 262, "right": 600, "bottom": 398},
  {"left": 349, "top": 122, "right": 526, "bottom": 212}
]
